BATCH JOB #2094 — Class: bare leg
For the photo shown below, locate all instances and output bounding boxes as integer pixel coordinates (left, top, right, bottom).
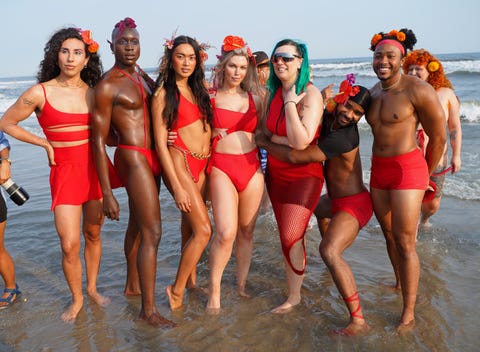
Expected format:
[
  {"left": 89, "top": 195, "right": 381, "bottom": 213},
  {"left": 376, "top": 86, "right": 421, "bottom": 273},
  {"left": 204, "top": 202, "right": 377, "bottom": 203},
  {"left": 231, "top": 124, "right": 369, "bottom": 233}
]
[
  {"left": 419, "top": 196, "right": 441, "bottom": 229},
  {"left": 54, "top": 205, "right": 84, "bottom": 323},
  {"left": 83, "top": 200, "right": 110, "bottom": 307},
  {"left": 271, "top": 241, "right": 305, "bottom": 314},
  {"left": 371, "top": 188, "right": 402, "bottom": 290},
  {"left": 235, "top": 172, "right": 263, "bottom": 297},
  {"left": 320, "top": 212, "right": 369, "bottom": 335},
  {"left": 124, "top": 201, "right": 141, "bottom": 296},
  {"left": 0, "top": 220, "right": 18, "bottom": 307}
]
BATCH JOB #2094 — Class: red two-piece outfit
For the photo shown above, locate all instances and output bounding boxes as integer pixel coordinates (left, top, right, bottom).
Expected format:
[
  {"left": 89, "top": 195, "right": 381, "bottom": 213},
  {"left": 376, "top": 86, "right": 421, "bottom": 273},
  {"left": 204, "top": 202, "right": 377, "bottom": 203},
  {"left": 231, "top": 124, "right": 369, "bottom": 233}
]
[
  {"left": 170, "top": 94, "right": 210, "bottom": 183},
  {"left": 265, "top": 88, "right": 324, "bottom": 275},
  {"left": 38, "top": 84, "right": 102, "bottom": 210},
  {"left": 208, "top": 93, "right": 260, "bottom": 192}
]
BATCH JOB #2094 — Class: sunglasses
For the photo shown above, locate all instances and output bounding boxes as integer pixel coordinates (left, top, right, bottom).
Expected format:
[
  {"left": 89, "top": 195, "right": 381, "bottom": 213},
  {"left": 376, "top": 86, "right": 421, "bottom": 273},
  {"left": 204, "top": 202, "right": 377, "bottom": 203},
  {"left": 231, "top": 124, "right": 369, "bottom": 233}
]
[{"left": 271, "top": 52, "right": 302, "bottom": 64}]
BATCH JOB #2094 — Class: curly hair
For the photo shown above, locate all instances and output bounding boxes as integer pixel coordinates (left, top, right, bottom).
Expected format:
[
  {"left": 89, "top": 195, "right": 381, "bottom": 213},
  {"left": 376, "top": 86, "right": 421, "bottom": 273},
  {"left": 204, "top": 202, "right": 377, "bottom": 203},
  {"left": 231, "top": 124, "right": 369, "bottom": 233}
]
[
  {"left": 266, "top": 39, "right": 311, "bottom": 106},
  {"left": 211, "top": 45, "right": 260, "bottom": 94},
  {"left": 402, "top": 49, "right": 453, "bottom": 90},
  {"left": 369, "top": 28, "right": 417, "bottom": 56},
  {"left": 37, "top": 27, "right": 102, "bottom": 87},
  {"left": 154, "top": 35, "right": 212, "bottom": 130}
]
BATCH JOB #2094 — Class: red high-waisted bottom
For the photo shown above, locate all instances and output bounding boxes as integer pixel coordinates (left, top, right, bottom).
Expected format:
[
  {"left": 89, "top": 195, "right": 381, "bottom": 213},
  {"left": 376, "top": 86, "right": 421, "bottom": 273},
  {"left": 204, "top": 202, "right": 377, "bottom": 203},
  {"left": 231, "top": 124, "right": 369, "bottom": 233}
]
[{"left": 208, "top": 148, "right": 260, "bottom": 192}]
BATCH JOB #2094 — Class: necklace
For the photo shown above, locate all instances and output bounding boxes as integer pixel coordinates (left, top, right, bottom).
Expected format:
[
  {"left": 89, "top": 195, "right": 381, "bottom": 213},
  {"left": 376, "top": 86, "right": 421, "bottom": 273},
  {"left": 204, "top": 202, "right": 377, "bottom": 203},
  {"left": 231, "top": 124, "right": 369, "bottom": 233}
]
[
  {"left": 55, "top": 78, "right": 84, "bottom": 88},
  {"left": 381, "top": 75, "right": 402, "bottom": 91}
]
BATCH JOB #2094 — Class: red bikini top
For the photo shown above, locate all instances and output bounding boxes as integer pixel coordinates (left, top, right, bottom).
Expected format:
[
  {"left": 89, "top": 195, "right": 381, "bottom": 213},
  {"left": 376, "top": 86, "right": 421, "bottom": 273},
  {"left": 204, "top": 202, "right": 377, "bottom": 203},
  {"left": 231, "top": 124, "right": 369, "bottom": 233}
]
[
  {"left": 171, "top": 94, "right": 203, "bottom": 131},
  {"left": 37, "top": 84, "right": 91, "bottom": 142},
  {"left": 212, "top": 93, "right": 257, "bottom": 133}
]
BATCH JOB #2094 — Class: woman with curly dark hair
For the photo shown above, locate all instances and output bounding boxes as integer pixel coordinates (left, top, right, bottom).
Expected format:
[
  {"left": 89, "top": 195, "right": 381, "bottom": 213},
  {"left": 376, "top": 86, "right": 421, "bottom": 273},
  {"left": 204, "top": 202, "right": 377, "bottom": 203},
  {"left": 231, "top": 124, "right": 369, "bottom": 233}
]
[
  {"left": 152, "top": 34, "right": 213, "bottom": 310},
  {"left": 0, "top": 27, "right": 108, "bottom": 322}
]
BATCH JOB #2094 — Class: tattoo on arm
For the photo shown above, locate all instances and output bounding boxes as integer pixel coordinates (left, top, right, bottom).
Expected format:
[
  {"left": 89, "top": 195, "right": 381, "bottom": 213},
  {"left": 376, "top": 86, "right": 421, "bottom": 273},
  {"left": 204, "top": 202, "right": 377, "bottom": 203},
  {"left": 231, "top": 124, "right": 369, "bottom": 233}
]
[
  {"left": 22, "top": 98, "right": 34, "bottom": 106},
  {"left": 450, "top": 130, "right": 457, "bottom": 140}
]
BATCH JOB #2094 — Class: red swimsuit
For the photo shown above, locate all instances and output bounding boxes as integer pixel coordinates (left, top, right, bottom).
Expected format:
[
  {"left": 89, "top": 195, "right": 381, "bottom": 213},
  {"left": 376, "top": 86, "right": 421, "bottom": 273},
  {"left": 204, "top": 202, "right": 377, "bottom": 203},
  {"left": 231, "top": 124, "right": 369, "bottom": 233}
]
[
  {"left": 208, "top": 93, "right": 260, "bottom": 192},
  {"left": 112, "top": 66, "right": 162, "bottom": 182},
  {"left": 265, "top": 88, "right": 324, "bottom": 275},
  {"left": 38, "top": 84, "right": 102, "bottom": 210}
]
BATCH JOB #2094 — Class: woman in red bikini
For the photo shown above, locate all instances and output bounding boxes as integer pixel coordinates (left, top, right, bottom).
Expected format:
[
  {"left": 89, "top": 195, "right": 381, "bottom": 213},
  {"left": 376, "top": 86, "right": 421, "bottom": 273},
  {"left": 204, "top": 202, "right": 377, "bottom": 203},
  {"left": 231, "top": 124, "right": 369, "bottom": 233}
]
[
  {"left": 0, "top": 28, "right": 108, "bottom": 322},
  {"left": 152, "top": 35, "right": 213, "bottom": 310},
  {"left": 263, "top": 39, "right": 324, "bottom": 313},
  {"left": 205, "top": 35, "right": 264, "bottom": 312}
]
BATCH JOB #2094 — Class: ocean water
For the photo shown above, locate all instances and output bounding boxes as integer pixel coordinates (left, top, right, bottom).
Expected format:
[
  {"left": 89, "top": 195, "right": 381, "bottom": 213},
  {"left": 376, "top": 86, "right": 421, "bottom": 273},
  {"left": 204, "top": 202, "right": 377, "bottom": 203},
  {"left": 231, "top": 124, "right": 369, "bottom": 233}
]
[{"left": 0, "top": 52, "right": 479, "bottom": 351}]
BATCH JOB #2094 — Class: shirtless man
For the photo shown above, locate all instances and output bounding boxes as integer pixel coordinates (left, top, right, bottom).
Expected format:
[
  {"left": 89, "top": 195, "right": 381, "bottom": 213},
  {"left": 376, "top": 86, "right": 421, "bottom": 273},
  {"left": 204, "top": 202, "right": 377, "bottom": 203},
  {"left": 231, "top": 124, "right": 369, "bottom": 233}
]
[
  {"left": 367, "top": 29, "right": 446, "bottom": 331},
  {"left": 92, "top": 17, "right": 174, "bottom": 328},
  {"left": 402, "top": 49, "right": 462, "bottom": 229},
  {"left": 257, "top": 77, "right": 372, "bottom": 336}
]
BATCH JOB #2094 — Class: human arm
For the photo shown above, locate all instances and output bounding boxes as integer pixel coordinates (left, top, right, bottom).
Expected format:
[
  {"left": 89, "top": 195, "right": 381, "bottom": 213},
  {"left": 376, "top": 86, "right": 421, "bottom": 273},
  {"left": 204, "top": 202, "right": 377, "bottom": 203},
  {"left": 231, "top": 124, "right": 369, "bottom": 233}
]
[
  {"left": 444, "top": 90, "right": 462, "bottom": 173},
  {"left": 283, "top": 84, "right": 323, "bottom": 149},
  {"left": 0, "top": 84, "right": 55, "bottom": 165},
  {"left": 151, "top": 90, "right": 191, "bottom": 213},
  {"left": 0, "top": 133, "right": 11, "bottom": 184},
  {"left": 92, "top": 82, "right": 119, "bottom": 220},
  {"left": 255, "top": 131, "right": 326, "bottom": 164},
  {"left": 415, "top": 85, "right": 447, "bottom": 175}
]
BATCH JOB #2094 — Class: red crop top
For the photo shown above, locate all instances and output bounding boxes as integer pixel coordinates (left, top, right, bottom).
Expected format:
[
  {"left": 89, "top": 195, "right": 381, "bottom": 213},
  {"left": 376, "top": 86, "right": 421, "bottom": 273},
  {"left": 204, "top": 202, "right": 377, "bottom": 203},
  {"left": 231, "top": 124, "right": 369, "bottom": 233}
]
[
  {"left": 212, "top": 93, "right": 257, "bottom": 133},
  {"left": 37, "top": 84, "right": 91, "bottom": 142}
]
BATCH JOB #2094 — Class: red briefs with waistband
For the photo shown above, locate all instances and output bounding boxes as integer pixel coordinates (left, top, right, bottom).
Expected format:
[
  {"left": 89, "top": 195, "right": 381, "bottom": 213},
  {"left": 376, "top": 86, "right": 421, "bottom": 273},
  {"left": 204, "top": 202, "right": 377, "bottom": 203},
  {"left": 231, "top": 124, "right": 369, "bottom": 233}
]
[
  {"left": 208, "top": 148, "right": 260, "bottom": 192},
  {"left": 370, "top": 148, "right": 429, "bottom": 190},
  {"left": 331, "top": 190, "right": 373, "bottom": 228}
]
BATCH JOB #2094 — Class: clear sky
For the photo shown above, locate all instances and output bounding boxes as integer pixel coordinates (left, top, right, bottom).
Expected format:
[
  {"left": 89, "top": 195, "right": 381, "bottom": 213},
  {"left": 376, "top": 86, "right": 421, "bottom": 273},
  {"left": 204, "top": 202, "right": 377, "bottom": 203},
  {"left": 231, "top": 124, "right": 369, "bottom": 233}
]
[{"left": 2, "top": 0, "right": 479, "bottom": 78}]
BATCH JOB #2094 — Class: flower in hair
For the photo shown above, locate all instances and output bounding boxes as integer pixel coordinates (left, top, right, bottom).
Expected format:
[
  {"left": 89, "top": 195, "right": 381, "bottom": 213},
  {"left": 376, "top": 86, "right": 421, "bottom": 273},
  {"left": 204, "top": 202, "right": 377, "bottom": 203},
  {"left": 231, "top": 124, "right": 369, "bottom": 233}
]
[
  {"left": 370, "top": 34, "right": 382, "bottom": 48},
  {"left": 80, "top": 29, "right": 99, "bottom": 54},
  {"left": 333, "top": 73, "right": 360, "bottom": 106},
  {"left": 396, "top": 32, "right": 406, "bottom": 42},
  {"left": 115, "top": 17, "right": 137, "bottom": 34},
  {"left": 163, "top": 29, "right": 178, "bottom": 51},
  {"left": 427, "top": 61, "right": 440, "bottom": 72},
  {"left": 222, "top": 35, "right": 246, "bottom": 52}
]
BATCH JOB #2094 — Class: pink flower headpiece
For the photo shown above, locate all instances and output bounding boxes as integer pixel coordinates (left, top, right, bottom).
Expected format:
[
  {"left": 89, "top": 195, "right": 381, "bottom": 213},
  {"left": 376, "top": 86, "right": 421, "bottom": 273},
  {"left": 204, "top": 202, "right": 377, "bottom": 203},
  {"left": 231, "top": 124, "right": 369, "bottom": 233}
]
[
  {"left": 114, "top": 17, "right": 137, "bottom": 35},
  {"left": 163, "top": 29, "right": 178, "bottom": 52},
  {"left": 79, "top": 29, "right": 99, "bottom": 54}
]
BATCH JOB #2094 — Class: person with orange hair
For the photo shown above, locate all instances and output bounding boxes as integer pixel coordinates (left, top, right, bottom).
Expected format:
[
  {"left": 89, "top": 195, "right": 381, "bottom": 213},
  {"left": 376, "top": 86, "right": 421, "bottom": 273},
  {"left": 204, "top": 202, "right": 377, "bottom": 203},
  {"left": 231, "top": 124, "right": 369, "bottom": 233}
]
[
  {"left": 367, "top": 28, "right": 446, "bottom": 332},
  {"left": 403, "top": 49, "right": 462, "bottom": 229}
]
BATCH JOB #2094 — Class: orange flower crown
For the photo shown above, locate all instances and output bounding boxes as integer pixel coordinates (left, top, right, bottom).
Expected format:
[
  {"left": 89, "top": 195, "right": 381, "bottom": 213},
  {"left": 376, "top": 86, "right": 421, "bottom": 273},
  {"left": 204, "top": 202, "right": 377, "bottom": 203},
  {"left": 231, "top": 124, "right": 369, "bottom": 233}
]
[
  {"left": 220, "top": 35, "right": 253, "bottom": 61},
  {"left": 402, "top": 49, "right": 453, "bottom": 90},
  {"left": 369, "top": 28, "right": 417, "bottom": 54},
  {"left": 79, "top": 29, "right": 99, "bottom": 54}
]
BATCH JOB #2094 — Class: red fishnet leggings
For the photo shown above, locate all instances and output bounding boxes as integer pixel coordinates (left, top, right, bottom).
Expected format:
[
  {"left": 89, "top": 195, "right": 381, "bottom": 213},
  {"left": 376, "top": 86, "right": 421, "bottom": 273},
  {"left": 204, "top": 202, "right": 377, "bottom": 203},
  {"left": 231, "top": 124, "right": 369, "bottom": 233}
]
[{"left": 267, "top": 175, "right": 323, "bottom": 275}]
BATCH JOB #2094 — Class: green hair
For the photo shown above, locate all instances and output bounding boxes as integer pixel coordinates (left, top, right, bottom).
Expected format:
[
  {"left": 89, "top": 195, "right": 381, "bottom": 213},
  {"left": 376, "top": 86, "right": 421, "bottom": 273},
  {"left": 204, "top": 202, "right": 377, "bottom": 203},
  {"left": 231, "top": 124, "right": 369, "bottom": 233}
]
[{"left": 266, "top": 39, "right": 310, "bottom": 106}]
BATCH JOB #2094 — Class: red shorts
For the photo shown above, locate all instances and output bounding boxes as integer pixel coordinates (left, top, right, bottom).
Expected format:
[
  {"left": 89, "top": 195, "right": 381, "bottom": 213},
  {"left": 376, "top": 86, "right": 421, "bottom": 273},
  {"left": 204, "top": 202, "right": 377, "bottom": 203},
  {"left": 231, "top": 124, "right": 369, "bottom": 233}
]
[
  {"left": 370, "top": 149, "right": 429, "bottom": 190},
  {"left": 331, "top": 190, "right": 373, "bottom": 228}
]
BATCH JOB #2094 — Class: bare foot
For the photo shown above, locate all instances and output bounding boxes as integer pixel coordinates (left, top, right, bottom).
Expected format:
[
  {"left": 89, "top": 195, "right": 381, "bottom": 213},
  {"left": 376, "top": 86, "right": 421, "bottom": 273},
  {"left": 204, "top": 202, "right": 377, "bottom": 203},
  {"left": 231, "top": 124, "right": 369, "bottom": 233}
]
[
  {"left": 206, "top": 294, "right": 220, "bottom": 313},
  {"left": 165, "top": 285, "right": 184, "bottom": 310},
  {"left": 139, "top": 311, "right": 177, "bottom": 328},
  {"left": 380, "top": 282, "right": 401, "bottom": 292},
  {"left": 124, "top": 280, "right": 142, "bottom": 296},
  {"left": 61, "top": 298, "right": 83, "bottom": 323},
  {"left": 271, "top": 299, "right": 300, "bottom": 314},
  {"left": 237, "top": 285, "right": 251, "bottom": 298},
  {"left": 396, "top": 319, "right": 415, "bottom": 335},
  {"left": 205, "top": 306, "right": 221, "bottom": 315},
  {"left": 88, "top": 290, "right": 111, "bottom": 307},
  {"left": 331, "top": 320, "right": 370, "bottom": 337}
]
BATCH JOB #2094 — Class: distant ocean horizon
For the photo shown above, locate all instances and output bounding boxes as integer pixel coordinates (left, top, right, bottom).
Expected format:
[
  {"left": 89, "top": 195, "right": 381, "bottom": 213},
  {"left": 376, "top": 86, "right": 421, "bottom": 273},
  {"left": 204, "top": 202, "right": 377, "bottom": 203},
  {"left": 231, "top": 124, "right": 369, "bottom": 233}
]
[{"left": 0, "top": 51, "right": 479, "bottom": 351}]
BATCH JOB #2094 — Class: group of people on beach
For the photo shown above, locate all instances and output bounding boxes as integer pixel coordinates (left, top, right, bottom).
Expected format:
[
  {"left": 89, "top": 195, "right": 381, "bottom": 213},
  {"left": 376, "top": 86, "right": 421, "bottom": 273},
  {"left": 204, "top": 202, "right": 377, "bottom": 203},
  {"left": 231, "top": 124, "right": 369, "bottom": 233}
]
[{"left": 0, "top": 18, "right": 461, "bottom": 336}]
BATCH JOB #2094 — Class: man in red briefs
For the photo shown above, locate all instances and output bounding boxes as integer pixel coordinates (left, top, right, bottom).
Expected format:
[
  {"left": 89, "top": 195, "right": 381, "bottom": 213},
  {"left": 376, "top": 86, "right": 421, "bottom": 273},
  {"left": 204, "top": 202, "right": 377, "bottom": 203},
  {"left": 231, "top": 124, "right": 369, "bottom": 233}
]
[
  {"left": 92, "top": 17, "right": 174, "bottom": 328},
  {"left": 257, "top": 75, "right": 372, "bottom": 336},
  {"left": 367, "top": 28, "right": 446, "bottom": 332}
]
